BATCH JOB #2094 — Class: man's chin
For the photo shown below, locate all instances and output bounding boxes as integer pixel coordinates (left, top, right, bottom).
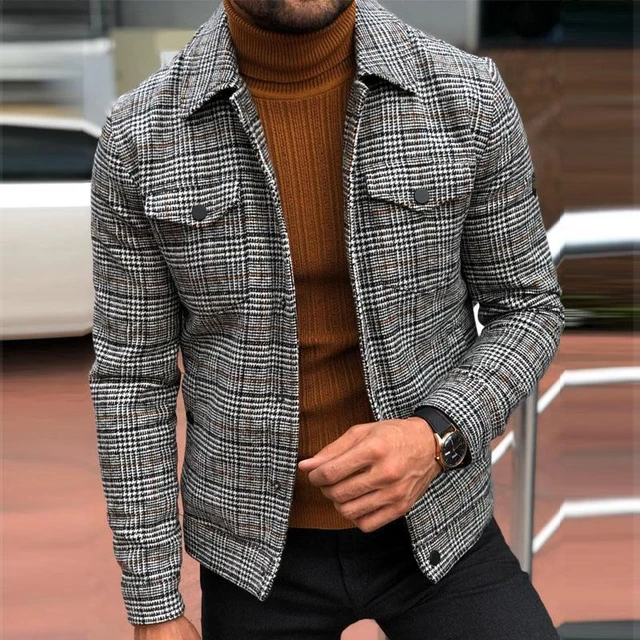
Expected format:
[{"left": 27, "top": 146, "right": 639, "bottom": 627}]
[{"left": 241, "top": 0, "right": 351, "bottom": 35}]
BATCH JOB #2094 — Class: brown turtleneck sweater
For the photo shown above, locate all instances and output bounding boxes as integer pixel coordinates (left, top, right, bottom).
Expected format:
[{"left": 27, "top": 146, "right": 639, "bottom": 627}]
[{"left": 222, "top": 0, "right": 375, "bottom": 529}]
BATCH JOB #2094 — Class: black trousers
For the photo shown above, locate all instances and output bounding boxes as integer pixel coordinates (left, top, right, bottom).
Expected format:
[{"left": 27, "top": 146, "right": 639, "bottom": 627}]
[{"left": 200, "top": 515, "right": 560, "bottom": 640}]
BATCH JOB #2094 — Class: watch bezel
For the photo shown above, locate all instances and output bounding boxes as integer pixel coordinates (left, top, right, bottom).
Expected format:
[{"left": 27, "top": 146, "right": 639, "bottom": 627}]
[{"left": 437, "top": 428, "right": 468, "bottom": 470}]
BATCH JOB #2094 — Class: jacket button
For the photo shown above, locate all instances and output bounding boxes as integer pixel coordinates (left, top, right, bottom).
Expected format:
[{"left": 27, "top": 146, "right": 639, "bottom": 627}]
[
  {"left": 429, "top": 550, "right": 441, "bottom": 566},
  {"left": 191, "top": 204, "right": 208, "bottom": 221},
  {"left": 414, "top": 187, "right": 429, "bottom": 204},
  {"left": 186, "top": 410, "right": 194, "bottom": 424}
]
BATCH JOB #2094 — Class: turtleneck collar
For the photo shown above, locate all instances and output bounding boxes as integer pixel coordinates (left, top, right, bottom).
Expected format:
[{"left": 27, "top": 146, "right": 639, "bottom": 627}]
[{"left": 222, "top": 0, "right": 356, "bottom": 97}]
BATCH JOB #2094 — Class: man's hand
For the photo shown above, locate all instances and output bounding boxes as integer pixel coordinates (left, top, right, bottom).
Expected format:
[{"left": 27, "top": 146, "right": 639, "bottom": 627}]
[
  {"left": 134, "top": 615, "right": 200, "bottom": 640},
  {"left": 298, "top": 417, "right": 442, "bottom": 532}
]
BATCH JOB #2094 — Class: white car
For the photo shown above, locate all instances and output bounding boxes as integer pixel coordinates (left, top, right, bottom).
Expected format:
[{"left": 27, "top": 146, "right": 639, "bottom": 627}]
[{"left": 0, "top": 114, "right": 102, "bottom": 340}]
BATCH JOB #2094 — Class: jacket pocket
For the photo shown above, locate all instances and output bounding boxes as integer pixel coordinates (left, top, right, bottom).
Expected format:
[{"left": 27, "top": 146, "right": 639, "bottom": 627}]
[
  {"left": 359, "top": 155, "right": 473, "bottom": 294},
  {"left": 144, "top": 170, "right": 249, "bottom": 314}
]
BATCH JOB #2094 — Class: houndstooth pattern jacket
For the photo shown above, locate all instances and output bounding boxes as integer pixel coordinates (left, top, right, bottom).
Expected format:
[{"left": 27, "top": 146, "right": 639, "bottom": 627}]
[{"left": 88, "top": 0, "right": 564, "bottom": 626}]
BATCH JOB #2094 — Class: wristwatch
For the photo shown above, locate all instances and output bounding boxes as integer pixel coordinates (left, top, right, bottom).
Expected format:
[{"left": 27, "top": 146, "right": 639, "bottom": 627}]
[{"left": 411, "top": 405, "right": 471, "bottom": 471}]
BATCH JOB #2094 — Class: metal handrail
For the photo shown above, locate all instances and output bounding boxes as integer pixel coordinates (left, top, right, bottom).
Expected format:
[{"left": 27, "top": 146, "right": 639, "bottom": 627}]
[
  {"left": 510, "top": 208, "right": 639, "bottom": 574},
  {"left": 546, "top": 208, "right": 638, "bottom": 264},
  {"left": 532, "top": 498, "right": 640, "bottom": 555},
  {"left": 492, "top": 367, "right": 640, "bottom": 465}
]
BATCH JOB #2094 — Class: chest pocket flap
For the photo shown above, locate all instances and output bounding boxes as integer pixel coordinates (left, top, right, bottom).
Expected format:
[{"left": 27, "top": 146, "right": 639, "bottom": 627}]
[
  {"left": 363, "top": 157, "right": 473, "bottom": 212},
  {"left": 144, "top": 170, "right": 241, "bottom": 226}
]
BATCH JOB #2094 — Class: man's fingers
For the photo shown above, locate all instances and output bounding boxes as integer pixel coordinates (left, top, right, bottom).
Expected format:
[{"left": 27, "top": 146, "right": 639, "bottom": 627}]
[
  {"left": 320, "top": 466, "right": 382, "bottom": 503},
  {"left": 355, "top": 502, "right": 406, "bottom": 533},
  {"left": 333, "top": 486, "right": 407, "bottom": 529},
  {"left": 333, "top": 487, "right": 385, "bottom": 520},
  {"left": 306, "top": 439, "right": 378, "bottom": 486},
  {"left": 297, "top": 422, "right": 371, "bottom": 471}
]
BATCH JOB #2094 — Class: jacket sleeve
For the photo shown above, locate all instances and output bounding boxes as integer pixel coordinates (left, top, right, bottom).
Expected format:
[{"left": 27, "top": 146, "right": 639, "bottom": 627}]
[
  {"left": 418, "top": 57, "right": 565, "bottom": 461},
  {"left": 88, "top": 110, "right": 185, "bottom": 625}
]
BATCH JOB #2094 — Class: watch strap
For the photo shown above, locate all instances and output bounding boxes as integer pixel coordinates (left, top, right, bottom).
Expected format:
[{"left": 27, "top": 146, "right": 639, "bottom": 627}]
[
  {"left": 411, "top": 405, "right": 472, "bottom": 467},
  {"left": 412, "top": 405, "right": 454, "bottom": 437}
]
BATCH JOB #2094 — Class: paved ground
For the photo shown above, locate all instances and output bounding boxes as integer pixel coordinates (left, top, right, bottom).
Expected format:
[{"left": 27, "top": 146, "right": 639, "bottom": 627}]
[{"left": 2, "top": 331, "right": 637, "bottom": 639}]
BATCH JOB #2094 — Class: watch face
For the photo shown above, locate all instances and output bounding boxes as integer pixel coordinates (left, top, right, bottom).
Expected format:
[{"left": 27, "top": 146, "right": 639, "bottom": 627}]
[{"left": 441, "top": 431, "right": 467, "bottom": 468}]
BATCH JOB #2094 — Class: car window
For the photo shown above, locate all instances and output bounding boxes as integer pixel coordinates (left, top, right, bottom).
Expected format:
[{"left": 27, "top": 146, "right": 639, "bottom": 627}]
[{"left": 1, "top": 124, "right": 98, "bottom": 182}]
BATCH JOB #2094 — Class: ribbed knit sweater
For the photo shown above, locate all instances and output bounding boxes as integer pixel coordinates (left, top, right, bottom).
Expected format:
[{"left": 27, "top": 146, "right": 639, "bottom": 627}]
[{"left": 223, "top": 0, "right": 375, "bottom": 529}]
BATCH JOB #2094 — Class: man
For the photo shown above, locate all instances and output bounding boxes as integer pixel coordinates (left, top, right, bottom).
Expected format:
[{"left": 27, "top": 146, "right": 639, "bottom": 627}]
[{"left": 88, "top": 0, "right": 564, "bottom": 638}]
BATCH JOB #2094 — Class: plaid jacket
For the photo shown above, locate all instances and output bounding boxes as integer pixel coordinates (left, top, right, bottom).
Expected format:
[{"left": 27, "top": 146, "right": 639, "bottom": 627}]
[{"left": 89, "top": 0, "right": 564, "bottom": 626}]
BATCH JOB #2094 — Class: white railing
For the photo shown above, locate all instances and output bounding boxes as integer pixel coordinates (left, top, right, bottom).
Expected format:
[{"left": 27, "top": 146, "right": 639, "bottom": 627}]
[
  {"left": 532, "top": 498, "right": 640, "bottom": 555},
  {"left": 492, "top": 367, "right": 640, "bottom": 466},
  {"left": 508, "top": 208, "right": 639, "bottom": 573}
]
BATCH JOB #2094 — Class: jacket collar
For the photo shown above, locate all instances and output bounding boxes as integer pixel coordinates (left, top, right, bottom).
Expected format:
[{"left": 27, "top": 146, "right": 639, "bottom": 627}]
[{"left": 177, "top": 0, "right": 419, "bottom": 119}]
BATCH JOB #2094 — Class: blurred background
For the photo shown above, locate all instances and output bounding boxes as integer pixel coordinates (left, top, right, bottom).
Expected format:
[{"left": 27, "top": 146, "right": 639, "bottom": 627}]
[{"left": 1, "top": 1, "right": 637, "bottom": 639}]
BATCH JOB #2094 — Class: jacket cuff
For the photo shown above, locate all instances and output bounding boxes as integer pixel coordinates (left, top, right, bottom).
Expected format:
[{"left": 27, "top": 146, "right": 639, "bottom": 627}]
[
  {"left": 418, "top": 369, "right": 500, "bottom": 463},
  {"left": 122, "top": 574, "right": 185, "bottom": 626}
]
